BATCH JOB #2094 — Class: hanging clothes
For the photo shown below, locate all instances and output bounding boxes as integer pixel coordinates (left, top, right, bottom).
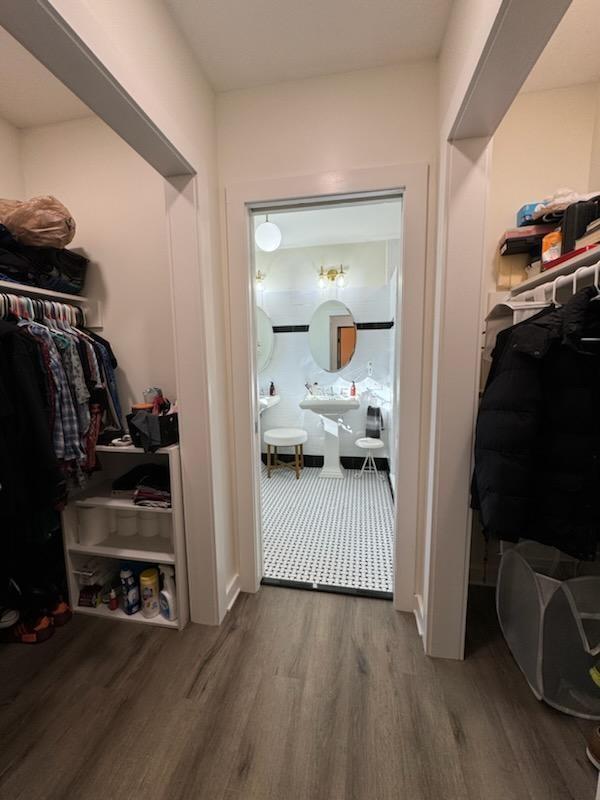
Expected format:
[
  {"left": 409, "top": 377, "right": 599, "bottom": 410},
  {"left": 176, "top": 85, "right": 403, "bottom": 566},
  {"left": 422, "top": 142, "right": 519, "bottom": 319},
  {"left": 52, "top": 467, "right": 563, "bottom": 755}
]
[{"left": 472, "top": 287, "right": 600, "bottom": 561}]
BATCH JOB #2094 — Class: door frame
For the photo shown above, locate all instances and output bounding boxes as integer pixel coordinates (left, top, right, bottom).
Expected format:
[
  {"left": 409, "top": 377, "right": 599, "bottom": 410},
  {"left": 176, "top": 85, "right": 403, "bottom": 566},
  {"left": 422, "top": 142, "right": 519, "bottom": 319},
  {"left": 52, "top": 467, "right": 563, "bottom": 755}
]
[{"left": 225, "top": 163, "right": 429, "bottom": 612}]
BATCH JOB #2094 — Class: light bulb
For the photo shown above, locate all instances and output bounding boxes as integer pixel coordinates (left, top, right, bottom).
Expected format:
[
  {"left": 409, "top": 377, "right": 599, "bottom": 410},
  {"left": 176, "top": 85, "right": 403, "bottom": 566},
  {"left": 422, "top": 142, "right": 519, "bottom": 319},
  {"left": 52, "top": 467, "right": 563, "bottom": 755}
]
[
  {"left": 336, "top": 272, "right": 346, "bottom": 288},
  {"left": 255, "top": 220, "right": 281, "bottom": 252},
  {"left": 318, "top": 276, "right": 327, "bottom": 289}
]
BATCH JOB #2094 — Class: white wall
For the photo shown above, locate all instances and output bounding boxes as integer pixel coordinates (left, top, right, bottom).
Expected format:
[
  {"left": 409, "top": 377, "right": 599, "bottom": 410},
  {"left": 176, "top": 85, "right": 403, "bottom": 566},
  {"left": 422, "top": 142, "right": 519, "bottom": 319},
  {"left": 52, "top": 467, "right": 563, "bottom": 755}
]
[
  {"left": 20, "top": 115, "right": 176, "bottom": 410},
  {"left": 0, "top": 116, "right": 23, "bottom": 198},
  {"left": 485, "top": 83, "right": 600, "bottom": 290},
  {"left": 218, "top": 62, "right": 438, "bottom": 182}
]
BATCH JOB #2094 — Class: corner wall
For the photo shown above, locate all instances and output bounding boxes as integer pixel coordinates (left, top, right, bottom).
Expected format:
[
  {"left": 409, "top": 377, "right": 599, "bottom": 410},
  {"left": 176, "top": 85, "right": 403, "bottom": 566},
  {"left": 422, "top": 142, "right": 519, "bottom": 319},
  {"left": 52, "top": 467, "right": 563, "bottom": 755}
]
[
  {"left": 20, "top": 115, "right": 176, "bottom": 410},
  {"left": 485, "top": 82, "right": 599, "bottom": 292},
  {"left": 0, "top": 116, "right": 23, "bottom": 198}
]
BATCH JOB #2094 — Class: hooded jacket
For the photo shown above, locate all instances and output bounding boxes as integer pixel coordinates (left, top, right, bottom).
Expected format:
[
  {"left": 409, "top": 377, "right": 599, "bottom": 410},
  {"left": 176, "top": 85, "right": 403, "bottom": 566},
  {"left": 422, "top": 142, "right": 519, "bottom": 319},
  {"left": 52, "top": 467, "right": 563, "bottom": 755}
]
[{"left": 472, "top": 287, "right": 600, "bottom": 560}]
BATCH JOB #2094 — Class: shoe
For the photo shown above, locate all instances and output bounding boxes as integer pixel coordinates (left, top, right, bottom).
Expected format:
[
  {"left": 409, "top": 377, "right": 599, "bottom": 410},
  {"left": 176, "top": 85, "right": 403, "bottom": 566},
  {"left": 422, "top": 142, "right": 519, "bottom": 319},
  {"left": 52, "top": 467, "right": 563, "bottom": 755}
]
[
  {"left": 1, "top": 615, "right": 55, "bottom": 644},
  {"left": 50, "top": 600, "right": 72, "bottom": 627},
  {"left": 586, "top": 726, "right": 600, "bottom": 770},
  {"left": 0, "top": 608, "right": 19, "bottom": 629}
]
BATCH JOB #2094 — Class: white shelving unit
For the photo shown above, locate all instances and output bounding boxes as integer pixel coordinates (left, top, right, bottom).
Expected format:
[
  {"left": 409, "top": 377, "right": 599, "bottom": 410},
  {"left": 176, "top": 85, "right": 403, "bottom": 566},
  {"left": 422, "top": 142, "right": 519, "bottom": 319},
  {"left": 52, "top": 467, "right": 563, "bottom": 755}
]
[{"left": 61, "top": 443, "right": 189, "bottom": 630}]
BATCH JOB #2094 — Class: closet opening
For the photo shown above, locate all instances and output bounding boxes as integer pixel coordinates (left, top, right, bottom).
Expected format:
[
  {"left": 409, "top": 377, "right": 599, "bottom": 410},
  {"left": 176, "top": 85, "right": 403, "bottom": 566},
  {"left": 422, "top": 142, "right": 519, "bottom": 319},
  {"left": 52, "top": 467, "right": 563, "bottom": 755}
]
[
  {"left": 469, "top": 0, "right": 600, "bottom": 723},
  {"left": 251, "top": 194, "right": 403, "bottom": 599},
  {"left": 0, "top": 24, "right": 190, "bottom": 641}
]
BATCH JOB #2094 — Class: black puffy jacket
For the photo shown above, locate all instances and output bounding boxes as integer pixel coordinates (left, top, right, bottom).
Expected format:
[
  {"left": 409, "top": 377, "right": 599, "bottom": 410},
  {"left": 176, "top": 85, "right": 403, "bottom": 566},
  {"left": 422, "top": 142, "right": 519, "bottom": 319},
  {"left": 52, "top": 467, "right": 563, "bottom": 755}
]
[{"left": 472, "top": 287, "right": 600, "bottom": 560}]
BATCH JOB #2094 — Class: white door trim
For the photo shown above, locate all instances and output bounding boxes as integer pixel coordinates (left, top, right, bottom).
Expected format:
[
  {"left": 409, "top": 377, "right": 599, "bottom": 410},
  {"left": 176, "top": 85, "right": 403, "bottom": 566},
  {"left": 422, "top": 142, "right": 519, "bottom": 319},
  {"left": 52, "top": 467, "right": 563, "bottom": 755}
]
[{"left": 225, "top": 163, "right": 429, "bottom": 612}]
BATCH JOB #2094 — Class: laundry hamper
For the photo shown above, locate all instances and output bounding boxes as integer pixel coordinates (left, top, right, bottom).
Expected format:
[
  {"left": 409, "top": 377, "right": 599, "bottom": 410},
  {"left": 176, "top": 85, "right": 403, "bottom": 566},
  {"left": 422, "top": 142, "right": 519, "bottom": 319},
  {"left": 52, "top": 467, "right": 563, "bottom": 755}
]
[{"left": 497, "top": 541, "right": 600, "bottom": 719}]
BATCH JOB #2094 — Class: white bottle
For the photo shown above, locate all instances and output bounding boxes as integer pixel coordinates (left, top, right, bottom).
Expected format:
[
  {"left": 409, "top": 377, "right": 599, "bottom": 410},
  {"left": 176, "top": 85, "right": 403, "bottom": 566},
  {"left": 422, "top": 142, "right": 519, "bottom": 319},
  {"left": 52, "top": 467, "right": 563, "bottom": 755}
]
[{"left": 159, "top": 566, "right": 177, "bottom": 621}]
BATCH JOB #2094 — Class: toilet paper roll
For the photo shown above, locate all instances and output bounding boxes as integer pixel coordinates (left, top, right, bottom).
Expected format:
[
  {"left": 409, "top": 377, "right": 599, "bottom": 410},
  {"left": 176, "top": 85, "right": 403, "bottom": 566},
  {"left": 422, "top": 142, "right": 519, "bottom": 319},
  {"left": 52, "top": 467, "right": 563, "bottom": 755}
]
[{"left": 138, "top": 514, "right": 159, "bottom": 538}]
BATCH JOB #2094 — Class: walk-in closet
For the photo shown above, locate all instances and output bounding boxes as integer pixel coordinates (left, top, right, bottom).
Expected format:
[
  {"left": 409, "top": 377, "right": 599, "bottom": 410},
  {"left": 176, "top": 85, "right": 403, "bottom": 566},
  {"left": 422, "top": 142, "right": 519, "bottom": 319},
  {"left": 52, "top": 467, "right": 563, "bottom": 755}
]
[{"left": 0, "top": 26, "right": 187, "bottom": 641}]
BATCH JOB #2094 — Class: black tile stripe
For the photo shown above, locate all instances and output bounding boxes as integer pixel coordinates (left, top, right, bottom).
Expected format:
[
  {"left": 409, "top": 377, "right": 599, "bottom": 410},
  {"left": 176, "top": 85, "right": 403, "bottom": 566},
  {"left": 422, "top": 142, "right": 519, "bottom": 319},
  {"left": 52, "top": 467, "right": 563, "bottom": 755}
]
[{"left": 272, "top": 320, "right": 393, "bottom": 333}]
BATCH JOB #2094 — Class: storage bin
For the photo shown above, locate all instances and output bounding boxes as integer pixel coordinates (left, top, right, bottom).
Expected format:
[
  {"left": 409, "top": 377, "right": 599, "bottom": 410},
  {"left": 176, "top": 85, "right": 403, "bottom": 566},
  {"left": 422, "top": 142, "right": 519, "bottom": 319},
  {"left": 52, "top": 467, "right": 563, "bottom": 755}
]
[
  {"left": 126, "top": 411, "right": 179, "bottom": 450},
  {"left": 116, "top": 510, "right": 137, "bottom": 537},
  {"left": 78, "top": 506, "right": 108, "bottom": 545},
  {"left": 497, "top": 541, "right": 600, "bottom": 719}
]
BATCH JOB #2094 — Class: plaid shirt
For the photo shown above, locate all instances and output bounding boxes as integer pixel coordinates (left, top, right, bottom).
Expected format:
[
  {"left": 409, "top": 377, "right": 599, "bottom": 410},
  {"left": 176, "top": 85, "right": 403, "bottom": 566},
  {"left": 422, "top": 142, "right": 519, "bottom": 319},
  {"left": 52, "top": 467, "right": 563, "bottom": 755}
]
[{"left": 22, "top": 323, "right": 85, "bottom": 463}]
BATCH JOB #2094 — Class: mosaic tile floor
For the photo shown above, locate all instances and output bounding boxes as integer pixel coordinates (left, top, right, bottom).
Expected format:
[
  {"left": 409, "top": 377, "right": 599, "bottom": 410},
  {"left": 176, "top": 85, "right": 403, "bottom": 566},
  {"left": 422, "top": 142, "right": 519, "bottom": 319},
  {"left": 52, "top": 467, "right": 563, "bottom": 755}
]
[{"left": 260, "top": 465, "right": 394, "bottom": 594}]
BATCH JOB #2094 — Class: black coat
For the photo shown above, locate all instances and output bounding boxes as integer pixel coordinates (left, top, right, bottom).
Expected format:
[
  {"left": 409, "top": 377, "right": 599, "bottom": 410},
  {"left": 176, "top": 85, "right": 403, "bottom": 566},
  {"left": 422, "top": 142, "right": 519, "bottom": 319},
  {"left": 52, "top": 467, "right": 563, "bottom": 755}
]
[
  {"left": 0, "top": 321, "right": 63, "bottom": 519},
  {"left": 472, "top": 287, "right": 600, "bottom": 560}
]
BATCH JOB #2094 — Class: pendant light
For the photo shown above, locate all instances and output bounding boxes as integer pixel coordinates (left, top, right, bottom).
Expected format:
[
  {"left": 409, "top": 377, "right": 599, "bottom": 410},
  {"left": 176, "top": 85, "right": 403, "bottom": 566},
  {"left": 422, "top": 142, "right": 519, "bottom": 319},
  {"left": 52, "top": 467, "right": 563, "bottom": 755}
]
[{"left": 255, "top": 214, "right": 282, "bottom": 252}]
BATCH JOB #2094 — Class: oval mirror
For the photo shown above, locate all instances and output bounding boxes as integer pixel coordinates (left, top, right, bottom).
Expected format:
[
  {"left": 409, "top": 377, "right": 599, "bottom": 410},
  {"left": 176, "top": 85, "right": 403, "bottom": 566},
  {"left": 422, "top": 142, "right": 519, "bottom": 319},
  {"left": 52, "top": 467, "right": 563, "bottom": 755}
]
[
  {"left": 308, "top": 300, "right": 356, "bottom": 372},
  {"left": 256, "top": 307, "right": 274, "bottom": 372}
]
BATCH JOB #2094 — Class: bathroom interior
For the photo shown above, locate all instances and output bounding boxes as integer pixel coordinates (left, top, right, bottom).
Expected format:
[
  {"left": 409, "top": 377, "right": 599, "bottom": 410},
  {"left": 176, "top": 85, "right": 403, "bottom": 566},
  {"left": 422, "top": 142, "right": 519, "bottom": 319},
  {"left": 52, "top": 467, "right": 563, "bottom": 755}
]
[{"left": 254, "top": 198, "right": 402, "bottom": 598}]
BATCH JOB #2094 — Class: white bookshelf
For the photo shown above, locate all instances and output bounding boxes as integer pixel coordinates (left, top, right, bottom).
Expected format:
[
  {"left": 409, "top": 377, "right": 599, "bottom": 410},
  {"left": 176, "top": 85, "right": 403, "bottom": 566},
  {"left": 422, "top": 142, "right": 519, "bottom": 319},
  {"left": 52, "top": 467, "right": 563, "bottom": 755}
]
[{"left": 61, "top": 444, "right": 189, "bottom": 630}]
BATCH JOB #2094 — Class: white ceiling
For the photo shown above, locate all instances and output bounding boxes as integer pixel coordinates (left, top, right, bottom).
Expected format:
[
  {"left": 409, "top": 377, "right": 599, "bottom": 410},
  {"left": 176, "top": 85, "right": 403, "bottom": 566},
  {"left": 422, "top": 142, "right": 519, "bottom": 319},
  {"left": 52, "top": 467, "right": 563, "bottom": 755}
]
[
  {"left": 522, "top": 0, "right": 600, "bottom": 93},
  {"left": 0, "top": 26, "right": 90, "bottom": 128},
  {"left": 166, "top": 0, "right": 453, "bottom": 92},
  {"left": 254, "top": 200, "right": 403, "bottom": 249}
]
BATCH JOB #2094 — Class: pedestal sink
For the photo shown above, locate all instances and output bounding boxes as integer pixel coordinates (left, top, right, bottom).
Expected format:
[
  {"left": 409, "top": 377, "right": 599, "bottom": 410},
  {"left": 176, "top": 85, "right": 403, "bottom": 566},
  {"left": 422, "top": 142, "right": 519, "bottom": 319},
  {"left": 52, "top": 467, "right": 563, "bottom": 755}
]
[
  {"left": 259, "top": 394, "right": 280, "bottom": 414},
  {"left": 299, "top": 395, "right": 360, "bottom": 478}
]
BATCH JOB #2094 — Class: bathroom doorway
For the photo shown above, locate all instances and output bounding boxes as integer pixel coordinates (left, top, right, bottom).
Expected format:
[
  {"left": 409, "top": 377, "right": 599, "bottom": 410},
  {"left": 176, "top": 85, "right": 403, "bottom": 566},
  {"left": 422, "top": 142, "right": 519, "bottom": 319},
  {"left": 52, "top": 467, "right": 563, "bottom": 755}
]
[{"left": 253, "top": 197, "right": 402, "bottom": 598}]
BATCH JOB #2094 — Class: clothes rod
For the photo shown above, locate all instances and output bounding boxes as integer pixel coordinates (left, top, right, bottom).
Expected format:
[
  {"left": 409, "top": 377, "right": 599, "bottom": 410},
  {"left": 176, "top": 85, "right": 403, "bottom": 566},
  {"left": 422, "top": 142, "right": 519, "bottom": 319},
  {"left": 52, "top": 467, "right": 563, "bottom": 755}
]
[
  {"left": 0, "top": 280, "right": 102, "bottom": 328},
  {"left": 514, "top": 260, "right": 600, "bottom": 304}
]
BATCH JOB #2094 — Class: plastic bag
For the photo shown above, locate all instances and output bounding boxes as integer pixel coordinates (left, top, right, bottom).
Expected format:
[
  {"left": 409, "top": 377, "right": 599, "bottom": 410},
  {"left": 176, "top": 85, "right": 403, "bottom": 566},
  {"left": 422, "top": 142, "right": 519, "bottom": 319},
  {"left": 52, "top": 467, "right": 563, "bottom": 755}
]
[{"left": 0, "top": 195, "right": 75, "bottom": 248}]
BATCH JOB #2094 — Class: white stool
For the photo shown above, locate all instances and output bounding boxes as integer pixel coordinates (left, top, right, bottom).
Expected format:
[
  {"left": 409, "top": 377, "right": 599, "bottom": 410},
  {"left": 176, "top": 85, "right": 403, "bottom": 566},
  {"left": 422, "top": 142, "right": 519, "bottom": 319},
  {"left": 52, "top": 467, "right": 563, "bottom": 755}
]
[
  {"left": 355, "top": 437, "right": 384, "bottom": 477},
  {"left": 264, "top": 428, "right": 308, "bottom": 480}
]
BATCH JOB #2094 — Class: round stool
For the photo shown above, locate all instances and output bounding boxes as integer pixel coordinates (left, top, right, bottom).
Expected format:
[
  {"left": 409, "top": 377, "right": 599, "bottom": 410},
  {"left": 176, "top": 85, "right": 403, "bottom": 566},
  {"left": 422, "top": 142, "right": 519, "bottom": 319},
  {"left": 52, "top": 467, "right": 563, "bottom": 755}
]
[
  {"left": 264, "top": 428, "right": 308, "bottom": 480},
  {"left": 355, "top": 437, "right": 384, "bottom": 478}
]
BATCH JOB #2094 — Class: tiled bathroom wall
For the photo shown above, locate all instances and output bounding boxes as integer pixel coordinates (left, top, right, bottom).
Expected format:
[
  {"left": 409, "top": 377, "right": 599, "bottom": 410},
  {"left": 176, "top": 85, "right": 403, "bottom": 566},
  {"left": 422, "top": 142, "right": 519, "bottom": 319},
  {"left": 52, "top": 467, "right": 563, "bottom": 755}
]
[{"left": 257, "top": 240, "right": 399, "bottom": 464}]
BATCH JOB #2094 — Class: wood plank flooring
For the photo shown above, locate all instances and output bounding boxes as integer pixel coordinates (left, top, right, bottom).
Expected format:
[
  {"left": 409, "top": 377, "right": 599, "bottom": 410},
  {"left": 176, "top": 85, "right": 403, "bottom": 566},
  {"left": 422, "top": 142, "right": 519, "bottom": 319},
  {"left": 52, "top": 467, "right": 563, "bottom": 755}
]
[{"left": 0, "top": 586, "right": 596, "bottom": 800}]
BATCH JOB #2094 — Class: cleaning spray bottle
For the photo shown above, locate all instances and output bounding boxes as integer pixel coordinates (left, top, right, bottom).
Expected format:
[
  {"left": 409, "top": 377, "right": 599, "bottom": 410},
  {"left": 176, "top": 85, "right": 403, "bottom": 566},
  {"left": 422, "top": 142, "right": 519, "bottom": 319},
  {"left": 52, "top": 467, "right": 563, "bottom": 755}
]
[{"left": 159, "top": 566, "right": 177, "bottom": 621}]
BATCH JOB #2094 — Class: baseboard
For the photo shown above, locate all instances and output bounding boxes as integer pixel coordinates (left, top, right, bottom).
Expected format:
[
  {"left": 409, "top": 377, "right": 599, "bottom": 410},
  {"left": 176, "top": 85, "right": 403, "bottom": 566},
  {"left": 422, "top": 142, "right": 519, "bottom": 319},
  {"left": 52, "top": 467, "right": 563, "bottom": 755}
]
[
  {"left": 260, "top": 453, "right": 389, "bottom": 471},
  {"left": 414, "top": 593, "right": 425, "bottom": 638},
  {"left": 225, "top": 574, "right": 241, "bottom": 611}
]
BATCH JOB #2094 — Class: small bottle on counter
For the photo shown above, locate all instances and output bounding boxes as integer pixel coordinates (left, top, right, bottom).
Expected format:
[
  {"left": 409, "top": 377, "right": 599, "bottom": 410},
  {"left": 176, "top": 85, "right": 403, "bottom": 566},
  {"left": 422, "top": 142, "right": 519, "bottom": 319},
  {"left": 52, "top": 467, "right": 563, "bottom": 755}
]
[
  {"left": 108, "top": 588, "right": 118, "bottom": 611},
  {"left": 350, "top": 381, "right": 356, "bottom": 397},
  {"left": 269, "top": 381, "right": 276, "bottom": 396}
]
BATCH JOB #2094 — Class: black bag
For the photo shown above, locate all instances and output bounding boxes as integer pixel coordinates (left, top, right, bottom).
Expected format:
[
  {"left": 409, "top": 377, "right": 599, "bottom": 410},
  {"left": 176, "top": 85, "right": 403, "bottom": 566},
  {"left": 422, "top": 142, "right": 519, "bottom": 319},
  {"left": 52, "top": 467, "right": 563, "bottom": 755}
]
[
  {"left": 0, "top": 226, "right": 88, "bottom": 295},
  {"left": 561, "top": 197, "right": 600, "bottom": 254}
]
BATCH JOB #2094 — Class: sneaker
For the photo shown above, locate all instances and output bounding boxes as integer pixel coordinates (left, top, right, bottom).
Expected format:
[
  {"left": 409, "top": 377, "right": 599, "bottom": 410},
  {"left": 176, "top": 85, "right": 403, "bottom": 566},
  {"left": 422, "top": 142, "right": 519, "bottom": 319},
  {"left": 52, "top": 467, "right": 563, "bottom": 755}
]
[
  {"left": 50, "top": 600, "right": 72, "bottom": 627},
  {"left": 586, "top": 726, "right": 600, "bottom": 770},
  {"left": 1, "top": 615, "right": 55, "bottom": 644}
]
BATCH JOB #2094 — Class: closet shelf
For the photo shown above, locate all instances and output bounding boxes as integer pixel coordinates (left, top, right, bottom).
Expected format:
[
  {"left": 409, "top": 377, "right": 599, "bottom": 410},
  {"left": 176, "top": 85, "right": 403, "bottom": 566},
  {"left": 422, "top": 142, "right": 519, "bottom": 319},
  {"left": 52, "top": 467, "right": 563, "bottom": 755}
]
[
  {"left": 75, "top": 603, "right": 178, "bottom": 628},
  {"left": 0, "top": 279, "right": 88, "bottom": 303},
  {"left": 68, "top": 533, "right": 175, "bottom": 564},
  {"left": 0, "top": 279, "right": 102, "bottom": 327},
  {"left": 511, "top": 245, "right": 600, "bottom": 296},
  {"left": 75, "top": 487, "right": 173, "bottom": 514},
  {"left": 95, "top": 444, "right": 178, "bottom": 455}
]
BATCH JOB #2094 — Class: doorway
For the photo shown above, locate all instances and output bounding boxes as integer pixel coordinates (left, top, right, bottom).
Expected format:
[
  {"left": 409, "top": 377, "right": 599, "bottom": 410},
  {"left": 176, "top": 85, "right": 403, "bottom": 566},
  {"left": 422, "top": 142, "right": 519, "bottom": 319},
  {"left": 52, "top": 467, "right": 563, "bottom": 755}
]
[{"left": 253, "top": 197, "right": 401, "bottom": 598}]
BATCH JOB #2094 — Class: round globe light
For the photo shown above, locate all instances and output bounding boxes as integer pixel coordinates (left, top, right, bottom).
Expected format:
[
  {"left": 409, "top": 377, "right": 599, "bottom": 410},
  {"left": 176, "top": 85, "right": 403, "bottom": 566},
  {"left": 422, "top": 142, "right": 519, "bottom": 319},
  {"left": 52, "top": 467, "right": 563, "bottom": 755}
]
[{"left": 255, "top": 220, "right": 282, "bottom": 252}]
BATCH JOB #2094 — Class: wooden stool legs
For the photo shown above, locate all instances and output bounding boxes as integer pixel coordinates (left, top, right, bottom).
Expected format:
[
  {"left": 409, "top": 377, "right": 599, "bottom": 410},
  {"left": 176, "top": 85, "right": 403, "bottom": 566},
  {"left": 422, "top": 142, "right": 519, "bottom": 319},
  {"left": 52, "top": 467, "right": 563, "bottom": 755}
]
[{"left": 266, "top": 443, "right": 304, "bottom": 479}]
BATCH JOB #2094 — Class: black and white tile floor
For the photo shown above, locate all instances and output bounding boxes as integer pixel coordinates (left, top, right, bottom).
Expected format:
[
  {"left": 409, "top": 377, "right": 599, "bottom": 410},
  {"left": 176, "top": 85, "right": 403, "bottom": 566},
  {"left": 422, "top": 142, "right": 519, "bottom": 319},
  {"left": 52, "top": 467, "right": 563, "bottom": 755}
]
[{"left": 260, "top": 464, "right": 394, "bottom": 594}]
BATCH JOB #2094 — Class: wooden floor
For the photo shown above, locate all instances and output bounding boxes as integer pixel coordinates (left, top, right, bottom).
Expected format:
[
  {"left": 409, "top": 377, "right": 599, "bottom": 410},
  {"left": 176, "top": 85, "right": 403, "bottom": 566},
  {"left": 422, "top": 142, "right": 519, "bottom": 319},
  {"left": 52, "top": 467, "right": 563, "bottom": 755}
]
[{"left": 0, "top": 586, "right": 596, "bottom": 800}]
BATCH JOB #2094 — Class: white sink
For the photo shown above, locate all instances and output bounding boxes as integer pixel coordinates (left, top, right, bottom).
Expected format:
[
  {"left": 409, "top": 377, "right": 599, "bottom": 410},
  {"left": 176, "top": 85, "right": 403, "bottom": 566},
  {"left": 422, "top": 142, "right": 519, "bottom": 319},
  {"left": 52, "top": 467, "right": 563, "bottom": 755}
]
[
  {"left": 299, "top": 396, "right": 360, "bottom": 416},
  {"left": 299, "top": 394, "right": 360, "bottom": 479},
  {"left": 259, "top": 394, "right": 280, "bottom": 414}
]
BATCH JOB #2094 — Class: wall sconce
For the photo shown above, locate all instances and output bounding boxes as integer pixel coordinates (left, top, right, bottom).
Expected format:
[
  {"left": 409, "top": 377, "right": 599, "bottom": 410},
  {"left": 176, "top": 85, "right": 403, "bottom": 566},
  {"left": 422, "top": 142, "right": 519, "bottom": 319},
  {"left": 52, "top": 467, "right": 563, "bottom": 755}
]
[
  {"left": 256, "top": 269, "right": 266, "bottom": 289},
  {"left": 318, "top": 264, "right": 346, "bottom": 289}
]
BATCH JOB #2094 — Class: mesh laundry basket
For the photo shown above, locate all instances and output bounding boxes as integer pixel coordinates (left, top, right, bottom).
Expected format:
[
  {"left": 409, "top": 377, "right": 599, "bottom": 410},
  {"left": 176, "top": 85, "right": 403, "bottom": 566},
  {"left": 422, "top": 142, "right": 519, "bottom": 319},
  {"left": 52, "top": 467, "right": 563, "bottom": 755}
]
[{"left": 497, "top": 541, "right": 600, "bottom": 719}]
